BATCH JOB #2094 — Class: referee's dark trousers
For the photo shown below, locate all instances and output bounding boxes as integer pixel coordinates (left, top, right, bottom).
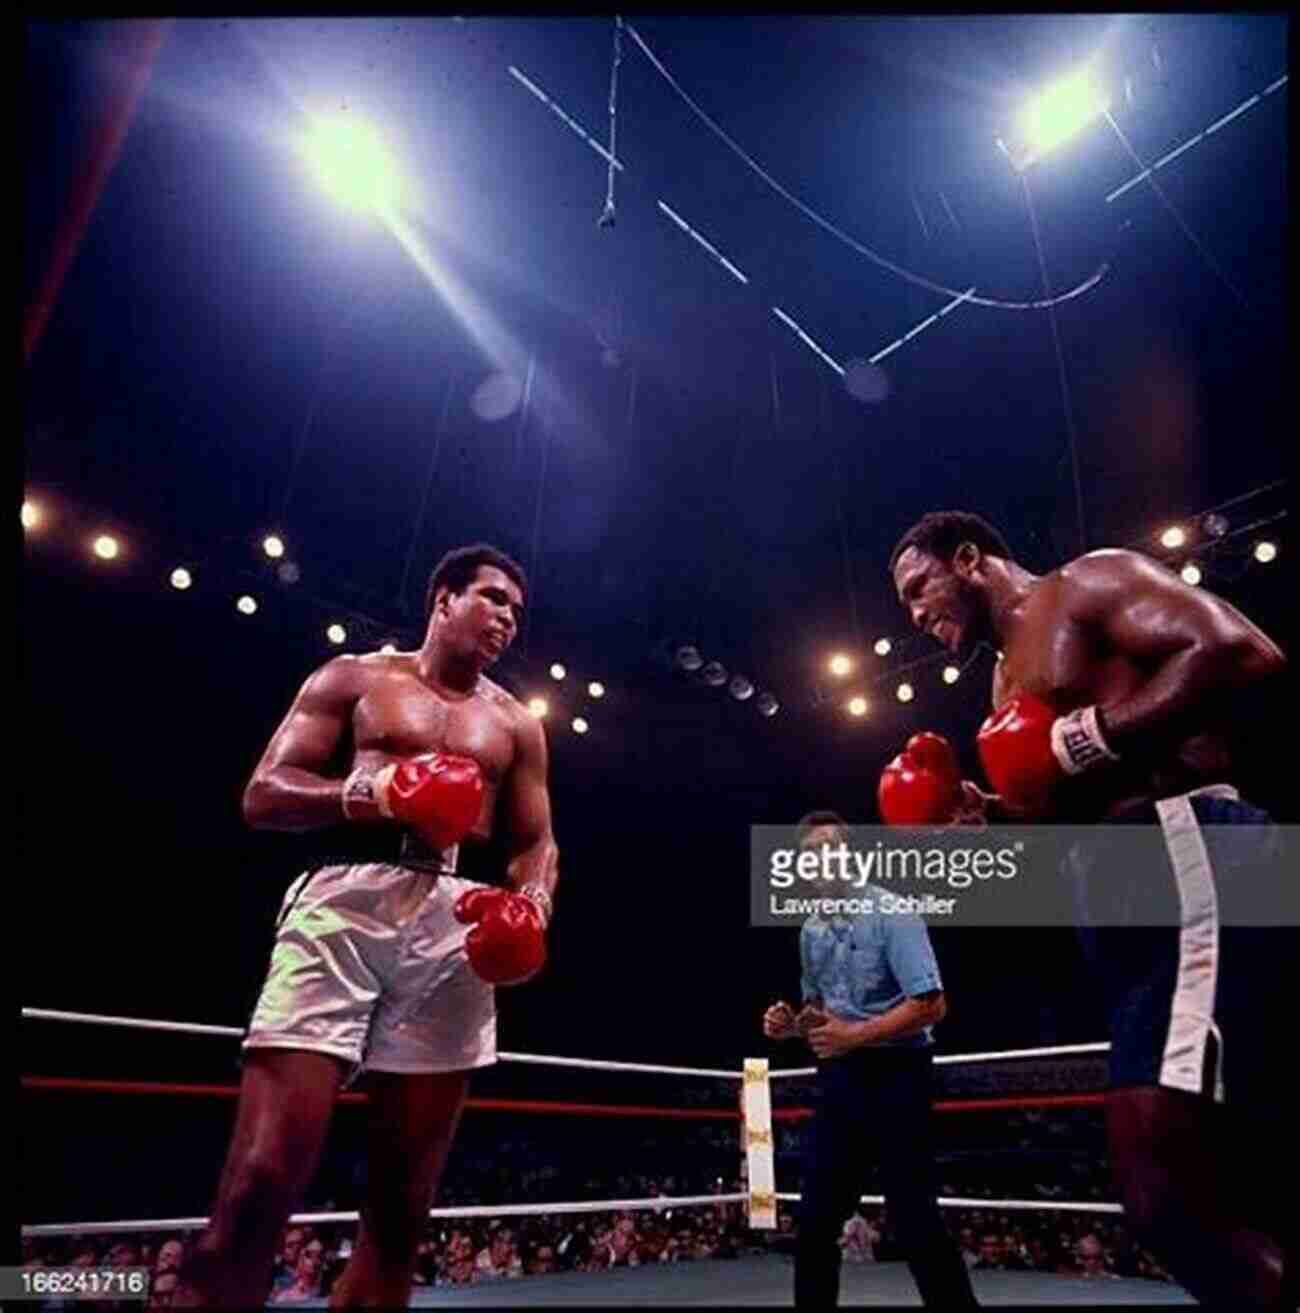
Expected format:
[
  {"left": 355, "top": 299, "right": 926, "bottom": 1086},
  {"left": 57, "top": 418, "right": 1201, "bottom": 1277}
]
[{"left": 794, "top": 1045, "right": 977, "bottom": 1307}]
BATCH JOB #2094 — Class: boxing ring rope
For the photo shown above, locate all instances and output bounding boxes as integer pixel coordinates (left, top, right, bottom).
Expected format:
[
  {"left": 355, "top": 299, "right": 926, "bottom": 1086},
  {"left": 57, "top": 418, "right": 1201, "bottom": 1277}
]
[
  {"left": 769, "top": 1041, "right": 1111, "bottom": 1080},
  {"left": 22, "top": 1007, "right": 1110, "bottom": 1076},
  {"left": 22, "top": 1006, "right": 1121, "bottom": 1241}
]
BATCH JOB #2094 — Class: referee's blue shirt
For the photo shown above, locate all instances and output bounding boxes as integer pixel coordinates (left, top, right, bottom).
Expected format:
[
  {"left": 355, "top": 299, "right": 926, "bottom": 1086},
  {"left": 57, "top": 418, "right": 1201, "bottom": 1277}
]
[{"left": 800, "top": 911, "right": 943, "bottom": 1049}]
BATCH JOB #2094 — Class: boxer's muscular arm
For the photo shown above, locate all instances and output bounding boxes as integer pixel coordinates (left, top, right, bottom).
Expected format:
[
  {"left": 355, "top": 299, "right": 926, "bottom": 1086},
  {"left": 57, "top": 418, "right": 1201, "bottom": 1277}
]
[
  {"left": 242, "top": 656, "right": 368, "bottom": 831},
  {"left": 1066, "top": 550, "right": 1285, "bottom": 755},
  {"left": 501, "top": 709, "right": 559, "bottom": 910}
]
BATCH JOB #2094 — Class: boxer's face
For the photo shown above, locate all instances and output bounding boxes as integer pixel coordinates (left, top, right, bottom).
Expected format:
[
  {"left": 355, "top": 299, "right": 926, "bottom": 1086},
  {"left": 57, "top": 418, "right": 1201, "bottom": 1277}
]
[
  {"left": 435, "top": 566, "right": 525, "bottom": 666},
  {"left": 893, "top": 545, "right": 990, "bottom": 656}
]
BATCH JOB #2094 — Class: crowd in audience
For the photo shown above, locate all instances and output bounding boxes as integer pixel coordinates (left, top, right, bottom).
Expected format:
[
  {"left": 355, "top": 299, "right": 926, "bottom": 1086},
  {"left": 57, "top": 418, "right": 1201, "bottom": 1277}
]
[
  {"left": 21, "top": 1092, "right": 1177, "bottom": 1304},
  {"left": 21, "top": 1190, "right": 1172, "bottom": 1306}
]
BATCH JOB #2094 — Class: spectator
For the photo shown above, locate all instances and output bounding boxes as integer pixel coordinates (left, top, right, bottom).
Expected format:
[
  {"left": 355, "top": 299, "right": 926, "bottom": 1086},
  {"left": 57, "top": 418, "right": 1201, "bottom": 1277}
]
[
  {"left": 146, "top": 1272, "right": 178, "bottom": 1308},
  {"left": 153, "top": 1240, "right": 184, "bottom": 1279},
  {"left": 609, "top": 1215, "right": 640, "bottom": 1268},
  {"left": 105, "top": 1241, "right": 140, "bottom": 1270},
  {"left": 1074, "top": 1232, "right": 1117, "bottom": 1279},
  {"left": 956, "top": 1226, "right": 979, "bottom": 1269},
  {"left": 270, "top": 1227, "right": 305, "bottom": 1297},
  {"left": 524, "top": 1241, "right": 558, "bottom": 1277},
  {"left": 271, "top": 1235, "right": 324, "bottom": 1302},
  {"left": 839, "top": 1208, "right": 877, "bottom": 1263},
  {"left": 413, "top": 1231, "right": 440, "bottom": 1287},
  {"left": 439, "top": 1229, "right": 477, "bottom": 1286},
  {"left": 972, "top": 1231, "right": 1009, "bottom": 1271}
]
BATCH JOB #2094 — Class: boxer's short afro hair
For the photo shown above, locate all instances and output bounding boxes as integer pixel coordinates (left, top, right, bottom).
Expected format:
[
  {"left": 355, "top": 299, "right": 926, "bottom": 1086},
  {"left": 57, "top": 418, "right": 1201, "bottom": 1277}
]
[
  {"left": 889, "top": 511, "right": 1013, "bottom": 576},
  {"left": 426, "top": 543, "right": 527, "bottom": 624}
]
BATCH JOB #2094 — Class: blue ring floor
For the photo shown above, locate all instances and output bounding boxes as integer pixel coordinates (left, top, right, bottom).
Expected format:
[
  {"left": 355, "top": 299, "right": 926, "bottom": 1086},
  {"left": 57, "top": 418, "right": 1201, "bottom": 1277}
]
[{"left": 288, "top": 1255, "right": 1194, "bottom": 1306}]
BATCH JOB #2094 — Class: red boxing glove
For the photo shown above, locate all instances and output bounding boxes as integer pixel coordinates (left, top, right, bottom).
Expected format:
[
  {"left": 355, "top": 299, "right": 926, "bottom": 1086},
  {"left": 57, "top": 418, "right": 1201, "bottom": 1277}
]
[
  {"left": 976, "top": 694, "right": 1119, "bottom": 816},
  {"left": 342, "top": 752, "right": 484, "bottom": 849},
  {"left": 454, "top": 886, "right": 548, "bottom": 986},
  {"left": 877, "top": 732, "right": 962, "bottom": 826}
]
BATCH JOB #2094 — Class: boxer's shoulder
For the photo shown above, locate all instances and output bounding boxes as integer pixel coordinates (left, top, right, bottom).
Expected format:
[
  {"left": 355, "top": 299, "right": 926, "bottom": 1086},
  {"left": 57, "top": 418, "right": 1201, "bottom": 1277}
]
[
  {"left": 475, "top": 674, "right": 521, "bottom": 711},
  {"left": 325, "top": 648, "right": 418, "bottom": 689},
  {"left": 1056, "top": 548, "right": 1153, "bottom": 591},
  {"left": 1035, "top": 549, "right": 1155, "bottom": 619}
]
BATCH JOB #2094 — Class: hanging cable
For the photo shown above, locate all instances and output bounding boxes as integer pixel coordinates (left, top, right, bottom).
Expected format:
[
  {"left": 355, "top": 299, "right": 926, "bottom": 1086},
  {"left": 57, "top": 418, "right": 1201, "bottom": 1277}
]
[
  {"left": 1021, "top": 176, "right": 1088, "bottom": 558},
  {"left": 621, "top": 21, "right": 1106, "bottom": 313},
  {"left": 397, "top": 371, "right": 457, "bottom": 618},
  {"left": 598, "top": 17, "right": 625, "bottom": 228},
  {"left": 524, "top": 407, "right": 552, "bottom": 659},
  {"left": 1103, "top": 109, "right": 1254, "bottom": 320}
]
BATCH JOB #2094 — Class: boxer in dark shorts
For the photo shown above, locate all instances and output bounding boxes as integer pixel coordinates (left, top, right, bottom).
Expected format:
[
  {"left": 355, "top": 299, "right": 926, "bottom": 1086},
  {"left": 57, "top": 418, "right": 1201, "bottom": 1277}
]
[
  {"left": 889, "top": 511, "right": 1290, "bottom": 1309},
  {"left": 175, "top": 543, "right": 558, "bottom": 1310}
]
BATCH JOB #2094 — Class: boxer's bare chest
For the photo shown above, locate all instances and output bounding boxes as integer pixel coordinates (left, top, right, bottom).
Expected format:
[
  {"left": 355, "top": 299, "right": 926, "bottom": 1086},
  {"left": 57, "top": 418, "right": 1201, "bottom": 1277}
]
[
  {"left": 350, "top": 665, "right": 517, "bottom": 832},
  {"left": 994, "top": 580, "right": 1233, "bottom": 813},
  {"left": 994, "top": 579, "right": 1144, "bottom": 712}
]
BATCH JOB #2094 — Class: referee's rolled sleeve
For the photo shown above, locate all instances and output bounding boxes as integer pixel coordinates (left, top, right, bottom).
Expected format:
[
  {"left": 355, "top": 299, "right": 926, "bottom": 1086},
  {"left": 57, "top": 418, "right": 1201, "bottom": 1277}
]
[{"left": 884, "top": 916, "right": 943, "bottom": 998}]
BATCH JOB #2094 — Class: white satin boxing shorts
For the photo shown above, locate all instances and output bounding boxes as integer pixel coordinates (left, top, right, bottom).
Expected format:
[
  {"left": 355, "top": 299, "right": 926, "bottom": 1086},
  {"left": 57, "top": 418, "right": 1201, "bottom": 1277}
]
[{"left": 242, "top": 863, "right": 497, "bottom": 1080}]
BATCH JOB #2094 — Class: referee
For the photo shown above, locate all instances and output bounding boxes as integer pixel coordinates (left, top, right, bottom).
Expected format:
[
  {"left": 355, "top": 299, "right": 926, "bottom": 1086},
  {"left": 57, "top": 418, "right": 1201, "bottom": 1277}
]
[{"left": 762, "top": 810, "right": 978, "bottom": 1308}]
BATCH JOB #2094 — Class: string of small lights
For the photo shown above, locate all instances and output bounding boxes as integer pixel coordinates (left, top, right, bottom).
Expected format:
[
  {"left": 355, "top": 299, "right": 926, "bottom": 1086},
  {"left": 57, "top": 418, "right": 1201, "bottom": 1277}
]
[{"left": 22, "top": 482, "right": 1286, "bottom": 731}]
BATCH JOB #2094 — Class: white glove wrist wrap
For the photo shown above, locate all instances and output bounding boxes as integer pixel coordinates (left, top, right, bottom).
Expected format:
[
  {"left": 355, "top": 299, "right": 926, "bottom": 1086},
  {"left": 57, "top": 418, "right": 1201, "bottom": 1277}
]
[
  {"left": 520, "top": 883, "right": 553, "bottom": 927},
  {"left": 341, "top": 763, "right": 397, "bottom": 819},
  {"left": 1050, "top": 705, "right": 1120, "bottom": 776}
]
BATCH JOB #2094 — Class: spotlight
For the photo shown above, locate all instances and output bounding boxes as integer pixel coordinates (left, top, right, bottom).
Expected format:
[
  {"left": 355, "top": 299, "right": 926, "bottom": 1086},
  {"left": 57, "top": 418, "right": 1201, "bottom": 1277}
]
[
  {"left": 380, "top": 642, "right": 399, "bottom": 654},
  {"left": 701, "top": 662, "right": 727, "bottom": 687},
  {"left": 1254, "top": 541, "right": 1278, "bottom": 564},
  {"left": 897, "top": 682, "right": 915, "bottom": 703},
  {"left": 92, "top": 534, "right": 120, "bottom": 560},
  {"left": 298, "top": 111, "right": 406, "bottom": 216},
  {"left": 550, "top": 663, "right": 567, "bottom": 681},
  {"left": 828, "top": 653, "right": 853, "bottom": 677},
  {"left": 729, "top": 675, "right": 754, "bottom": 701},
  {"left": 1180, "top": 563, "right": 1202, "bottom": 587},
  {"left": 237, "top": 595, "right": 258, "bottom": 615},
  {"left": 1159, "top": 526, "right": 1187, "bottom": 550},
  {"left": 942, "top": 665, "right": 960, "bottom": 685},
  {"left": 327, "top": 624, "right": 347, "bottom": 645},
  {"left": 527, "top": 696, "right": 549, "bottom": 719},
  {"left": 847, "top": 696, "right": 868, "bottom": 718},
  {"left": 675, "top": 644, "right": 703, "bottom": 672},
  {"left": 1000, "top": 66, "right": 1109, "bottom": 172},
  {"left": 21, "top": 500, "right": 42, "bottom": 531},
  {"left": 588, "top": 681, "right": 605, "bottom": 699},
  {"left": 572, "top": 717, "right": 589, "bottom": 735},
  {"left": 263, "top": 535, "right": 286, "bottom": 559},
  {"left": 756, "top": 692, "right": 779, "bottom": 718},
  {"left": 170, "top": 568, "right": 193, "bottom": 591},
  {"left": 874, "top": 638, "right": 892, "bottom": 657}
]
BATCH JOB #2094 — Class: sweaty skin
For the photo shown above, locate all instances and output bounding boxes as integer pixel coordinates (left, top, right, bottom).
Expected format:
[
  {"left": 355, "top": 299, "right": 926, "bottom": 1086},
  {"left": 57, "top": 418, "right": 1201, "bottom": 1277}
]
[
  {"left": 894, "top": 546, "right": 1284, "bottom": 820},
  {"left": 243, "top": 565, "right": 557, "bottom": 899}
]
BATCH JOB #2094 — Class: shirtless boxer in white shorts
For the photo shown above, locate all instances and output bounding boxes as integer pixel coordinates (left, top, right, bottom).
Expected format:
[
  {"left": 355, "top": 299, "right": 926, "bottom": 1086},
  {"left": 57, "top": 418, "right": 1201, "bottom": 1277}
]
[{"left": 175, "top": 543, "right": 558, "bottom": 1310}]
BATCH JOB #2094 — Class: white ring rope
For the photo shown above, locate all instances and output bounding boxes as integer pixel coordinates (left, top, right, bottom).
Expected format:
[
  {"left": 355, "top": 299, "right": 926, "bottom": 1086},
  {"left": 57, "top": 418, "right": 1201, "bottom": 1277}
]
[
  {"left": 23, "top": 1007, "right": 1124, "bottom": 1240},
  {"left": 769, "top": 1041, "right": 1111, "bottom": 1080},
  {"left": 20, "top": 1009, "right": 740, "bottom": 1079},
  {"left": 20, "top": 1194, "right": 749, "bottom": 1239},
  {"left": 23, "top": 1007, "right": 1110, "bottom": 1077},
  {"left": 776, "top": 1194, "right": 1123, "bottom": 1216},
  {"left": 20, "top": 1189, "right": 1124, "bottom": 1240}
]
